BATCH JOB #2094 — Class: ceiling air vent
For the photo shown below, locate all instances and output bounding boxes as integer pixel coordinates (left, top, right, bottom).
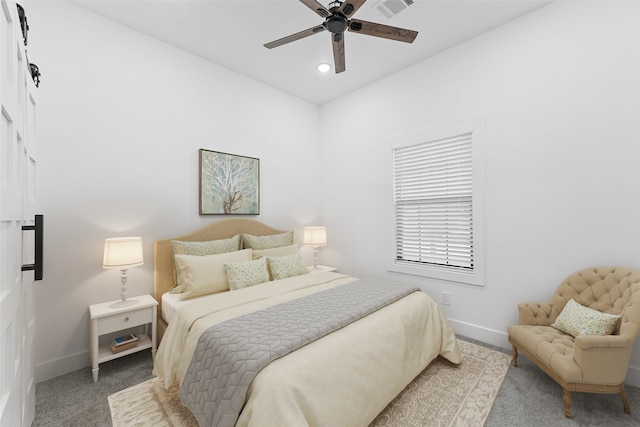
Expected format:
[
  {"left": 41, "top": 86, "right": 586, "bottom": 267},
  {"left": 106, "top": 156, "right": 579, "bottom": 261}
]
[{"left": 374, "top": 0, "right": 413, "bottom": 19}]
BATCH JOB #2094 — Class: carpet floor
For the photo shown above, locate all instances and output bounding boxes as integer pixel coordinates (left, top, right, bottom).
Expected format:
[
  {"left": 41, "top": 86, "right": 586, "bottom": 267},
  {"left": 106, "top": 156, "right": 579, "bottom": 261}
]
[{"left": 34, "top": 336, "right": 640, "bottom": 426}]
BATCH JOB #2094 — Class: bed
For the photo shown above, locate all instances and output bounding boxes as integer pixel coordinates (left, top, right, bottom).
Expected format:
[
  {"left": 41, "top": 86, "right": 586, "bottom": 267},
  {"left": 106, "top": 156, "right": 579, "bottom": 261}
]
[{"left": 152, "top": 218, "right": 462, "bottom": 427}]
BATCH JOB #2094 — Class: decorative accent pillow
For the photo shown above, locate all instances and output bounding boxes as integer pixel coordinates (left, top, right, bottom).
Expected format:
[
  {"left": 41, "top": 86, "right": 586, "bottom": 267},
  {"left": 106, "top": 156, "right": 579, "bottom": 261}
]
[
  {"left": 170, "top": 235, "right": 241, "bottom": 292},
  {"left": 252, "top": 243, "right": 299, "bottom": 260},
  {"left": 224, "top": 257, "right": 270, "bottom": 290},
  {"left": 267, "top": 252, "right": 310, "bottom": 281},
  {"left": 241, "top": 231, "right": 294, "bottom": 250},
  {"left": 175, "top": 249, "right": 252, "bottom": 300},
  {"left": 551, "top": 299, "right": 621, "bottom": 337}
]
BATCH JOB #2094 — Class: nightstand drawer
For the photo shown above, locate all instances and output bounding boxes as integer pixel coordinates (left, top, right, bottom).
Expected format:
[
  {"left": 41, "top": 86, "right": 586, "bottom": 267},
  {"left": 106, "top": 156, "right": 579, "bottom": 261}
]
[{"left": 97, "top": 308, "right": 152, "bottom": 335}]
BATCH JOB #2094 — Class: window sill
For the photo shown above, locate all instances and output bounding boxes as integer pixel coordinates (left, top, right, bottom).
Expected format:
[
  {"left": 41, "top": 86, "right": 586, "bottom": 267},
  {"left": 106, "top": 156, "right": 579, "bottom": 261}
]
[{"left": 387, "top": 260, "right": 484, "bottom": 287}]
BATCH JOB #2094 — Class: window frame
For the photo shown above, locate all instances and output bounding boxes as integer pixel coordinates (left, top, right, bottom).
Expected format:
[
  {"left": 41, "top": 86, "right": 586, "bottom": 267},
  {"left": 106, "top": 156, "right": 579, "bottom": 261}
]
[{"left": 386, "top": 116, "right": 485, "bottom": 286}]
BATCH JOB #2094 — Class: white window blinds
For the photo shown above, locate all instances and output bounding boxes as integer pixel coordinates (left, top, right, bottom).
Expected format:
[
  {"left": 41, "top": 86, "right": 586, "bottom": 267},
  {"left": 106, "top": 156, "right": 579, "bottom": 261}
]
[{"left": 392, "top": 132, "right": 473, "bottom": 272}]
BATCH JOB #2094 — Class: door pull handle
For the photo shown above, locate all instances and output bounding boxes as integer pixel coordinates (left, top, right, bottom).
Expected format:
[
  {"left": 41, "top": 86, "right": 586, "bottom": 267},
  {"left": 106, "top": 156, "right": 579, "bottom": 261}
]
[{"left": 22, "top": 214, "right": 43, "bottom": 281}]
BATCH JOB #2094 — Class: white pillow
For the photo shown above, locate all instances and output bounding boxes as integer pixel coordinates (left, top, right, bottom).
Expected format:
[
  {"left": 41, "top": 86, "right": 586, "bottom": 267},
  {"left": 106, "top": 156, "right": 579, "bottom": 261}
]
[
  {"left": 175, "top": 249, "right": 252, "bottom": 300},
  {"left": 225, "top": 257, "right": 270, "bottom": 290},
  {"left": 551, "top": 299, "right": 621, "bottom": 337},
  {"left": 170, "top": 235, "right": 241, "bottom": 292},
  {"left": 252, "top": 243, "right": 299, "bottom": 260}
]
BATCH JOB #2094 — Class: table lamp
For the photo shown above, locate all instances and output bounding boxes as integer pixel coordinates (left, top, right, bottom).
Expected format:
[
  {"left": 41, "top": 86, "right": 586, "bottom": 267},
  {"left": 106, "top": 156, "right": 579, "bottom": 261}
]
[
  {"left": 303, "top": 226, "right": 327, "bottom": 270},
  {"left": 103, "top": 237, "right": 144, "bottom": 308}
]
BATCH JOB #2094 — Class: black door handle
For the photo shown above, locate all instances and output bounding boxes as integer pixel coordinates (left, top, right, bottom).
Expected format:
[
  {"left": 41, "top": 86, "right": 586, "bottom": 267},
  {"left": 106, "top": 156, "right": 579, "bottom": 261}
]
[{"left": 22, "top": 214, "right": 43, "bottom": 281}]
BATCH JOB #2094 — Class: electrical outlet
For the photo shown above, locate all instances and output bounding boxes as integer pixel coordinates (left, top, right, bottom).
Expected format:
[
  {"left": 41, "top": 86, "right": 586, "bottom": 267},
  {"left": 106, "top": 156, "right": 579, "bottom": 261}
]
[{"left": 441, "top": 291, "right": 450, "bottom": 305}]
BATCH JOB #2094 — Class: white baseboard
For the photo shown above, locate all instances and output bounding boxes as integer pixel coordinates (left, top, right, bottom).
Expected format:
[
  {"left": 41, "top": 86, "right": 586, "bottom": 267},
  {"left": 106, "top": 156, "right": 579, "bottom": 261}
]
[
  {"left": 35, "top": 349, "right": 91, "bottom": 383},
  {"left": 447, "top": 317, "right": 640, "bottom": 389},
  {"left": 448, "top": 318, "right": 511, "bottom": 349}
]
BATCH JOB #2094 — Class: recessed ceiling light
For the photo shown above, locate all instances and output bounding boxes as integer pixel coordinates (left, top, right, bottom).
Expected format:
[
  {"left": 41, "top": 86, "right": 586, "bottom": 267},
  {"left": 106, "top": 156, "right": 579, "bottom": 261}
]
[{"left": 317, "top": 63, "right": 331, "bottom": 73}]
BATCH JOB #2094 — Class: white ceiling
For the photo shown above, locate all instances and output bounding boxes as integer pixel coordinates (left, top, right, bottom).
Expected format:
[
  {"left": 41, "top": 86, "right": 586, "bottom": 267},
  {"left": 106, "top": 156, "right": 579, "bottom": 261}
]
[{"left": 70, "top": 0, "right": 552, "bottom": 105}]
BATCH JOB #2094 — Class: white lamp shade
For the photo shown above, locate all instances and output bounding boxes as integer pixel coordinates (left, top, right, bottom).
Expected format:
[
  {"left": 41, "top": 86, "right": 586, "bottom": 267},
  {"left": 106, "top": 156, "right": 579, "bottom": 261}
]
[
  {"left": 103, "top": 237, "right": 144, "bottom": 269},
  {"left": 303, "top": 227, "right": 327, "bottom": 247}
]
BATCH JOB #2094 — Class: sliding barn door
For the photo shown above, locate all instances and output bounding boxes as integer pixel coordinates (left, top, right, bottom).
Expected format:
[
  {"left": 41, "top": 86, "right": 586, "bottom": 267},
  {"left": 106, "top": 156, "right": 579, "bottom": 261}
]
[{"left": 0, "top": 0, "right": 38, "bottom": 426}]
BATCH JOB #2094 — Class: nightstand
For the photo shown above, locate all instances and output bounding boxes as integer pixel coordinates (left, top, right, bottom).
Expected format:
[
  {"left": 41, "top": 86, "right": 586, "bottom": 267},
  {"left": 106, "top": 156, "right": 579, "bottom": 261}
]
[
  {"left": 307, "top": 265, "right": 337, "bottom": 273},
  {"left": 89, "top": 294, "right": 157, "bottom": 382}
]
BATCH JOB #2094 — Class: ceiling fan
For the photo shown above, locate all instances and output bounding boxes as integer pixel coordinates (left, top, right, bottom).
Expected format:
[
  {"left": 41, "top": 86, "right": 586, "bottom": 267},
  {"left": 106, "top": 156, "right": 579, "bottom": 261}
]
[{"left": 264, "top": 0, "right": 418, "bottom": 74}]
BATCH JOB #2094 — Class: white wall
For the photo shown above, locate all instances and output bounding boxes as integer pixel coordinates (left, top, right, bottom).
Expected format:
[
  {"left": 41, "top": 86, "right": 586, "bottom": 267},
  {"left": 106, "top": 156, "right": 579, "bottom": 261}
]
[
  {"left": 319, "top": 0, "right": 640, "bottom": 386},
  {"left": 28, "top": 1, "right": 322, "bottom": 381},
  {"left": 28, "top": 0, "right": 640, "bottom": 388}
]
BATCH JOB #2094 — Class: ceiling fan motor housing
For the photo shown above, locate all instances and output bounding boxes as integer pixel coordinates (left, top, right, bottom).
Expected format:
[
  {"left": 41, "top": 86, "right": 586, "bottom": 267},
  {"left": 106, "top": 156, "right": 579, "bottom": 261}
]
[{"left": 325, "top": 14, "right": 349, "bottom": 34}]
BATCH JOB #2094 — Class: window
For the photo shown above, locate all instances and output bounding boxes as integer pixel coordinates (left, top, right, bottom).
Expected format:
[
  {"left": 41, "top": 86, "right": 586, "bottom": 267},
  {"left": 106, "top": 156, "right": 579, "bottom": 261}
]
[{"left": 387, "top": 117, "right": 484, "bottom": 286}]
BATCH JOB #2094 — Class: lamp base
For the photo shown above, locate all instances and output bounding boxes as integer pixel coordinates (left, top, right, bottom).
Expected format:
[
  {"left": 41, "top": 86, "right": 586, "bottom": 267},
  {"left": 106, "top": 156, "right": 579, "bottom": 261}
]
[{"left": 110, "top": 298, "right": 137, "bottom": 308}]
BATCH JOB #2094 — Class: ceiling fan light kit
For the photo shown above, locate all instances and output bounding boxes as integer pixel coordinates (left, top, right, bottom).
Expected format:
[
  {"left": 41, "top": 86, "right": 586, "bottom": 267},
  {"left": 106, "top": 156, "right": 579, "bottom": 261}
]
[{"left": 264, "top": 0, "right": 418, "bottom": 74}]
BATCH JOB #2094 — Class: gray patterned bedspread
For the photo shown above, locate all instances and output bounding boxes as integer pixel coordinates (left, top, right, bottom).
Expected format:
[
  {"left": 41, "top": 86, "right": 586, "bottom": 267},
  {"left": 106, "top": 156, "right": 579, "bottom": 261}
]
[{"left": 179, "top": 278, "right": 419, "bottom": 427}]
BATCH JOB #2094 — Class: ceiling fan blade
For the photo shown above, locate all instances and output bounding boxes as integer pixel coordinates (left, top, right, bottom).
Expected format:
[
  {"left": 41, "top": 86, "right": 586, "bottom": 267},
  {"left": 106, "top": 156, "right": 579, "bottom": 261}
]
[
  {"left": 299, "top": 0, "right": 330, "bottom": 18},
  {"left": 338, "top": 0, "right": 367, "bottom": 18},
  {"left": 349, "top": 19, "right": 418, "bottom": 43},
  {"left": 332, "top": 33, "right": 346, "bottom": 73},
  {"left": 264, "top": 25, "right": 326, "bottom": 49}
]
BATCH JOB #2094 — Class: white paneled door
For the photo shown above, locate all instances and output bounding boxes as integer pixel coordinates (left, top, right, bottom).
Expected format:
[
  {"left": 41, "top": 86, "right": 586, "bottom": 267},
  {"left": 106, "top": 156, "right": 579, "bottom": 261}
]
[{"left": 0, "top": 1, "right": 38, "bottom": 426}]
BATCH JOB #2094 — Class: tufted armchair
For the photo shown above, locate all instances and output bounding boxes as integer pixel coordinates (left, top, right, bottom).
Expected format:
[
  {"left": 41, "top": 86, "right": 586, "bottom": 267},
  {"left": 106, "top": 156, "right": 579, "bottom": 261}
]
[{"left": 507, "top": 267, "right": 640, "bottom": 418}]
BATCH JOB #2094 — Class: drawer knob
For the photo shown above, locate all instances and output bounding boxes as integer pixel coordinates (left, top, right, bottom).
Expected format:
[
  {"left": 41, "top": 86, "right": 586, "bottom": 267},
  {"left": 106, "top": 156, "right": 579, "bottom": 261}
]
[{"left": 124, "top": 316, "right": 129, "bottom": 322}]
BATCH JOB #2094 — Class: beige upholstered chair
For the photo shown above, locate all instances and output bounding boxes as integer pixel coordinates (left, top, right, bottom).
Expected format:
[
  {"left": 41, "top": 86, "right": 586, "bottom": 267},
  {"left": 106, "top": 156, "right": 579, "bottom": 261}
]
[{"left": 508, "top": 267, "right": 640, "bottom": 418}]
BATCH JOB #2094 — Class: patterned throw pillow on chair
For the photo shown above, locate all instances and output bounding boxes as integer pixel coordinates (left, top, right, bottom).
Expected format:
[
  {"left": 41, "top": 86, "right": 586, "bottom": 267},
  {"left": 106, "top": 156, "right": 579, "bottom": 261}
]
[{"left": 551, "top": 299, "right": 621, "bottom": 337}]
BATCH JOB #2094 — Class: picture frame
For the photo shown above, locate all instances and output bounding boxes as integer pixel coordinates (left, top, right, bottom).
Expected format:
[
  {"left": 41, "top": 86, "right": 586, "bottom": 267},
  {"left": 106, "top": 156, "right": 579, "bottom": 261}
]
[{"left": 199, "top": 149, "right": 260, "bottom": 215}]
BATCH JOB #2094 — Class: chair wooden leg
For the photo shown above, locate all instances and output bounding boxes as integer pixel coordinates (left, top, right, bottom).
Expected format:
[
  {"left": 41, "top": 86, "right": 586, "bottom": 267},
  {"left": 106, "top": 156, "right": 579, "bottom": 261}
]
[
  {"left": 563, "top": 389, "right": 572, "bottom": 418},
  {"left": 620, "top": 388, "right": 631, "bottom": 415},
  {"left": 511, "top": 346, "right": 518, "bottom": 367}
]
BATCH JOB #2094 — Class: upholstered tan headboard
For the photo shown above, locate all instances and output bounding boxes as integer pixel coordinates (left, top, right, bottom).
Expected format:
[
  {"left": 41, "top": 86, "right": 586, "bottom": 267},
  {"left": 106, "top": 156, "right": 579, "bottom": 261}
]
[{"left": 153, "top": 218, "right": 285, "bottom": 340}]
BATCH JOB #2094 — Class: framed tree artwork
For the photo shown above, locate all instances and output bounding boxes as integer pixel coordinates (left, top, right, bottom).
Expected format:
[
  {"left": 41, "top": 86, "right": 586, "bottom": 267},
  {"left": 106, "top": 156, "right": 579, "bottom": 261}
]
[{"left": 199, "top": 149, "right": 260, "bottom": 215}]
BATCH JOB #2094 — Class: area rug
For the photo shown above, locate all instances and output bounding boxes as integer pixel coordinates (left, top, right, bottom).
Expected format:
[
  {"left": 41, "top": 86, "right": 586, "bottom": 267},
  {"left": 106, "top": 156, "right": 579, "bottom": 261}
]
[{"left": 109, "top": 340, "right": 510, "bottom": 427}]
